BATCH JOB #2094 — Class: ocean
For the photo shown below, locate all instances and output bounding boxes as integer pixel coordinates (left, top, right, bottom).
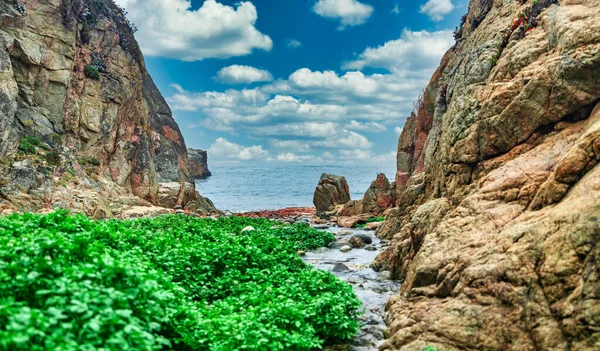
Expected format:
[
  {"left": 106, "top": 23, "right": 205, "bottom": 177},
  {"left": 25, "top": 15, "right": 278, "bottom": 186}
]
[{"left": 195, "top": 164, "right": 397, "bottom": 212}]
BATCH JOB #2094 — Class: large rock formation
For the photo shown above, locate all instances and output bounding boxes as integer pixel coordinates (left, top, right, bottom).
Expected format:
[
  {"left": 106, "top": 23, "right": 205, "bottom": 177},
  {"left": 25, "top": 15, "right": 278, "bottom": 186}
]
[
  {"left": 339, "top": 173, "right": 395, "bottom": 216},
  {"left": 376, "top": 0, "right": 600, "bottom": 350},
  {"left": 187, "top": 148, "right": 211, "bottom": 179},
  {"left": 0, "top": 0, "right": 216, "bottom": 216},
  {"left": 313, "top": 173, "right": 351, "bottom": 214}
]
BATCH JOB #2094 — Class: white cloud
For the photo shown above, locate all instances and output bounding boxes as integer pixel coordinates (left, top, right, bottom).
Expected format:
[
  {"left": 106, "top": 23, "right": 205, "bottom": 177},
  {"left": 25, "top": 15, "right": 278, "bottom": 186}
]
[
  {"left": 345, "top": 120, "right": 386, "bottom": 132},
  {"left": 395, "top": 127, "right": 403, "bottom": 135},
  {"left": 216, "top": 65, "right": 273, "bottom": 84},
  {"left": 339, "top": 150, "right": 396, "bottom": 163},
  {"left": 312, "top": 130, "right": 373, "bottom": 149},
  {"left": 312, "top": 0, "right": 374, "bottom": 30},
  {"left": 167, "top": 29, "right": 454, "bottom": 164},
  {"left": 113, "top": 0, "right": 272, "bottom": 61},
  {"left": 420, "top": 0, "right": 454, "bottom": 22},
  {"left": 342, "top": 29, "right": 454, "bottom": 76},
  {"left": 254, "top": 122, "right": 339, "bottom": 138},
  {"left": 286, "top": 39, "right": 303, "bottom": 49},
  {"left": 392, "top": 3, "right": 401, "bottom": 14},
  {"left": 276, "top": 153, "right": 315, "bottom": 162},
  {"left": 208, "top": 138, "right": 268, "bottom": 161},
  {"left": 270, "top": 139, "right": 311, "bottom": 152}
]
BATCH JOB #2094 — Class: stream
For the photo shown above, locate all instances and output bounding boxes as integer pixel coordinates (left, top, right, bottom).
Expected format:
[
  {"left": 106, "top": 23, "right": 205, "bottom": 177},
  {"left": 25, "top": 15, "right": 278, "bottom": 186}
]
[{"left": 303, "top": 226, "right": 401, "bottom": 351}]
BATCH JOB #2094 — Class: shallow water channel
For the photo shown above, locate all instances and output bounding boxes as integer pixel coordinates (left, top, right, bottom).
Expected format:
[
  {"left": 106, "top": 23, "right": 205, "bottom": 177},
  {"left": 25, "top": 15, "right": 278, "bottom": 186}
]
[{"left": 303, "top": 226, "right": 401, "bottom": 351}]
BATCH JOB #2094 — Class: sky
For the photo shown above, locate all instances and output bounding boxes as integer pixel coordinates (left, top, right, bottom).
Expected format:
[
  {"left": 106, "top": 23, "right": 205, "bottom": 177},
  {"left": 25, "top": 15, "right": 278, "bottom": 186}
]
[{"left": 114, "top": 0, "right": 469, "bottom": 165}]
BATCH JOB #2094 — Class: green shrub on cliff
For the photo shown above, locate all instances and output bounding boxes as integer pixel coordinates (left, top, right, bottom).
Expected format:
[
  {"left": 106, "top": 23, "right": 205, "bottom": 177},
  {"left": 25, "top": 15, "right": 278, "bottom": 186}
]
[
  {"left": 84, "top": 65, "right": 100, "bottom": 80},
  {"left": 0, "top": 212, "right": 359, "bottom": 350},
  {"left": 17, "top": 136, "right": 41, "bottom": 154}
]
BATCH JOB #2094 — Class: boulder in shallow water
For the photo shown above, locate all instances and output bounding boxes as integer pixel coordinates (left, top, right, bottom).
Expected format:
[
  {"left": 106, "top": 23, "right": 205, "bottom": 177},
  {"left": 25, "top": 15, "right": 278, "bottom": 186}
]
[
  {"left": 313, "top": 173, "right": 351, "bottom": 214},
  {"left": 340, "top": 245, "right": 352, "bottom": 253},
  {"left": 349, "top": 235, "right": 367, "bottom": 248},
  {"left": 332, "top": 263, "right": 350, "bottom": 272}
]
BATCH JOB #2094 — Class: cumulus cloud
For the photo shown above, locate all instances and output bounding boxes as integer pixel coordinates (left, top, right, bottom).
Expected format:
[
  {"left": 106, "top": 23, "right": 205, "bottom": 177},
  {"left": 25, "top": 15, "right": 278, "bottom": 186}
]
[
  {"left": 253, "top": 122, "right": 339, "bottom": 138},
  {"left": 208, "top": 138, "right": 268, "bottom": 161},
  {"left": 113, "top": 0, "right": 272, "bottom": 61},
  {"left": 312, "top": 0, "right": 374, "bottom": 30},
  {"left": 395, "top": 127, "right": 403, "bottom": 135},
  {"left": 420, "top": 0, "right": 454, "bottom": 22},
  {"left": 312, "top": 130, "right": 373, "bottom": 149},
  {"left": 167, "top": 29, "right": 454, "bottom": 163},
  {"left": 345, "top": 120, "right": 386, "bottom": 132},
  {"left": 342, "top": 29, "right": 454, "bottom": 76},
  {"left": 392, "top": 3, "right": 401, "bottom": 14},
  {"left": 276, "top": 153, "right": 315, "bottom": 162},
  {"left": 285, "top": 39, "right": 303, "bottom": 49},
  {"left": 339, "top": 150, "right": 396, "bottom": 163},
  {"left": 216, "top": 65, "right": 273, "bottom": 84},
  {"left": 270, "top": 139, "right": 311, "bottom": 152}
]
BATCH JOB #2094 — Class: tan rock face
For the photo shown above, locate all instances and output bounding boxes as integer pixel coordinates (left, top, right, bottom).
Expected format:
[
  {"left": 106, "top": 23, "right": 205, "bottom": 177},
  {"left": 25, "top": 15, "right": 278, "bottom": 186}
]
[
  {"left": 378, "top": 0, "right": 600, "bottom": 349},
  {"left": 0, "top": 0, "right": 214, "bottom": 214}
]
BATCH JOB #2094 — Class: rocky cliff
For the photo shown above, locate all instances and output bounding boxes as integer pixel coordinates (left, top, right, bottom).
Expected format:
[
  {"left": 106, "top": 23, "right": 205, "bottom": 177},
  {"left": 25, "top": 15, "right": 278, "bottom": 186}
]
[
  {"left": 0, "top": 0, "right": 216, "bottom": 217},
  {"left": 376, "top": 0, "right": 600, "bottom": 350},
  {"left": 188, "top": 148, "right": 211, "bottom": 180}
]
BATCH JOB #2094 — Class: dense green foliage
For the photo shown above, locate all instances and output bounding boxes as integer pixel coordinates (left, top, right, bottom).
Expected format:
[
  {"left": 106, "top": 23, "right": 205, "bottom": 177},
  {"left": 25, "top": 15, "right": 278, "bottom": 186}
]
[{"left": 0, "top": 212, "right": 359, "bottom": 350}]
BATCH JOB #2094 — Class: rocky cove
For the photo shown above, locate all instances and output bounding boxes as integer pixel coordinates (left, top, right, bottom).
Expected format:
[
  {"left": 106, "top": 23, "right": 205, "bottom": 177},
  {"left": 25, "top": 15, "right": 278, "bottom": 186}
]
[{"left": 0, "top": 0, "right": 599, "bottom": 350}]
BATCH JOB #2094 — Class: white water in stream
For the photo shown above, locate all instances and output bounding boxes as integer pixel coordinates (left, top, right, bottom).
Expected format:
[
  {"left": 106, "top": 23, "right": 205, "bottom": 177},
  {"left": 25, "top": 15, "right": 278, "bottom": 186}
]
[{"left": 304, "top": 226, "right": 401, "bottom": 350}]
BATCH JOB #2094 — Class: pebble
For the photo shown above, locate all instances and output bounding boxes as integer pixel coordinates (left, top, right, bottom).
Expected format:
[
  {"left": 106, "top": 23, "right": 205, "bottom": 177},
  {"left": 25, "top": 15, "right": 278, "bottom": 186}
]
[
  {"left": 297, "top": 250, "right": 306, "bottom": 256},
  {"left": 241, "top": 226, "right": 255, "bottom": 232},
  {"left": 340, "top": 245, "right": 352, "bottom": 253},
  {"left": 175, "top": 209, "right": 185, "bottom": 215},
  {"left": 364, "top": 245, "right": 377, "bottom": 251},
  {"left": 174, "top": 205, "right": 183, "bottom": 210}
]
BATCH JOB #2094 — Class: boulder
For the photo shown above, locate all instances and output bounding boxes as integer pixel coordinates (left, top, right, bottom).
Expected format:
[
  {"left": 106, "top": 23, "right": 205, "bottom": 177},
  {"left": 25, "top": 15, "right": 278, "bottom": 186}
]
[
  {"left": 349, "top": 236, "right": 366, "bottom": 248},
  {"left": 332, "top": 263, "right": 350, "bottom": 272},
  {"left": 157, "top": 182, "right": 218, "bottom": 214},
  {"left": 362, "top": 173, "right": 394, "bottom": 214},
  {"left": 313, "top": 173, "right": 351, "bottom": 213},
  {"left": 337, "top": 215, "right": 368, "bottom": 228},
  {"left": 338, "top": 173, "right": 394, "bottom": 216}
]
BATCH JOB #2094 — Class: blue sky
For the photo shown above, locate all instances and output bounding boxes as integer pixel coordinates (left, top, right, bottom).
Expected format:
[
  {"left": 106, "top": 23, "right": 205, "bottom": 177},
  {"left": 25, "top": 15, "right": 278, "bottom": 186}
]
[{"left": 115, "top": 0, "right": 469, "bottom": 165}]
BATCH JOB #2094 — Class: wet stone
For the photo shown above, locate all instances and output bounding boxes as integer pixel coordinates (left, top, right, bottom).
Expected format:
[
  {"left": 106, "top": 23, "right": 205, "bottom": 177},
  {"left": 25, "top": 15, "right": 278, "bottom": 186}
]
[{"left": 332, "top": 263, "right": 350, "bottom": 272}]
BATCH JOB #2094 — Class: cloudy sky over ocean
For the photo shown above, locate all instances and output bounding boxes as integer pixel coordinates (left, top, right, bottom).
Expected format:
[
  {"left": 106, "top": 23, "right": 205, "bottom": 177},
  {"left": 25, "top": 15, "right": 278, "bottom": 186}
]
[{"left": 114, "top": 0, "right": 468, "bottom": 165}]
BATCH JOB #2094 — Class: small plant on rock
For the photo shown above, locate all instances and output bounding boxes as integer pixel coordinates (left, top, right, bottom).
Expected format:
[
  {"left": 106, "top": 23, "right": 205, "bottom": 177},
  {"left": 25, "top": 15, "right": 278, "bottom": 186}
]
[
  {"left": 78, "top": 156, "right": 101, "bottom": 166},
  {"left": 44, "top": 150, "right": 61, "bottom": 166},
  {"left": 84, "top": 64, "right": 100, "bottom": 80},
  {"left": 18, "top": 136, "right": 41, "bottom": 154}
]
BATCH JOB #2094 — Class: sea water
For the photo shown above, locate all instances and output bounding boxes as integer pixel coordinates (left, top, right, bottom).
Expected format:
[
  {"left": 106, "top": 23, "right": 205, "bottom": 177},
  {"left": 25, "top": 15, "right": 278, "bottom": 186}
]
[{"left": 195, "top": 164, "right": 397, "bottom": 212}]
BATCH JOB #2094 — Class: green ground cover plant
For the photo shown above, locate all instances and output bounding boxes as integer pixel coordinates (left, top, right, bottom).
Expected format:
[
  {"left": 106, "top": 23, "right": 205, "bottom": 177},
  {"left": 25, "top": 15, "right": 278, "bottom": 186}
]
[{"left": 0, "top": 212, "right": 360, "bottom": 350}]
